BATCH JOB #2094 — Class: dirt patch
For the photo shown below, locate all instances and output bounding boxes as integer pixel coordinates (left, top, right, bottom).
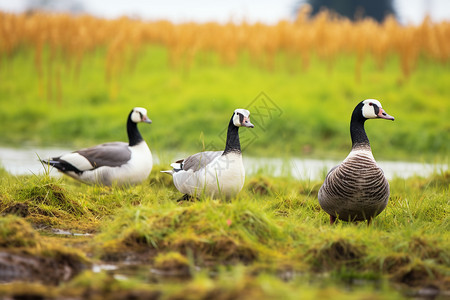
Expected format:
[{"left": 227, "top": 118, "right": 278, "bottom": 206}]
[
  {"left": 153, "top": 252, "right": 191, "bottom": 277},
  {"left": 382, "top": 254, "right": 411, "bottom": 273},
  {"left": 171, "top": 236, "right": 257, "bottom": 265},
  {"left": 0, "top": 250, "right": 89, "bottom": 285},
  {"left": 2, "top": 202, "right": 31, "bottom": 217},
  {"left": 409, "top": 237, "right": 449, "bottom": 265},
  {"left": 307, "top": 239, "right": 366, "bottom": 271},
  {"left": 391, "top": 261, "right": 445, "bottom": 288},
  {"left": 99, "top": 250, "right": 153, "bottom": 263}
]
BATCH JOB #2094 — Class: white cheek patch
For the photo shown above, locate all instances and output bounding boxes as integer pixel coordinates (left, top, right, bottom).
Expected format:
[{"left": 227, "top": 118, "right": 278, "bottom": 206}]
[
  {"left": 362, "top": 104, "right": 377, "bottom": 119},
  {"left": 60, "top": 152, "right": 94, "bottom": 171},
  {"left": 233, "top": 113, "right": 241, "bottom": 127},
  {"left": 362, "top": 99, "right": 383, "bottom": 119},
  {"left": 131, "top": 111, "right": 141, "bottom": 123},
  {"left": 131, "top": 107, "right": 148, "bottom": 123}
]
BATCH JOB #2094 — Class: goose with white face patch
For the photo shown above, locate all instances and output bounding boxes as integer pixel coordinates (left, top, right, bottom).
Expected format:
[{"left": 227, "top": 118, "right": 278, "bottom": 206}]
[
  {"left": 318, "top": 99, "right": 395, "bottom": 224},
  {"left": 162, "top": 109, "right": 254, "bottom": 199},
  {"left": 41, "top": 107, "right": 153, "bottom": 186}
]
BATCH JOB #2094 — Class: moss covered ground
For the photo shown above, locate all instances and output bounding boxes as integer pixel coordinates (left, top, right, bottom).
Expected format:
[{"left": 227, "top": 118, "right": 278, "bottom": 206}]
[{"left": 0, "top": 165, "right": 448, "bottom": 299}]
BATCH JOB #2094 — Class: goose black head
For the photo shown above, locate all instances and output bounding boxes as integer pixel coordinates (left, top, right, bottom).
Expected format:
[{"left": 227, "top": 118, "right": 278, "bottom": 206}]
[
  {"left": 232, "top": 108, "right": 254, "bottom": 128},
  {"left": 131, "top": 107, "right": 152, "bottom": 124},
  {"left": 361, "top": 99, "right": 395, "bottom": 121}
]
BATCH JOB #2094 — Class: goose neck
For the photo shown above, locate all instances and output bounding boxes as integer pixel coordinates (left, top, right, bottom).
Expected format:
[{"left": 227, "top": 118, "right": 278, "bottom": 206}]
[
  {"left": 127, "top": 113, "right": 144, "bottom": 147},
  {"left": 350, "top": 113, "right": 370, "bottom": 150},
  {"left": 223, "top": 117, "right": 241, "bottom": 155}
]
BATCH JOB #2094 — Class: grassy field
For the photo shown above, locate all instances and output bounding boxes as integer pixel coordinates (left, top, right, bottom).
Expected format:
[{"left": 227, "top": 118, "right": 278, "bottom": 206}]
[
  {"left": 0, "top": 165, "right": 448, "bottom": 299},
  {"left": 0, "top": 46, "right": 449, "bottom": 161},
  {"left": 0, "top": 12, "right": 449, "bottom": 300}
]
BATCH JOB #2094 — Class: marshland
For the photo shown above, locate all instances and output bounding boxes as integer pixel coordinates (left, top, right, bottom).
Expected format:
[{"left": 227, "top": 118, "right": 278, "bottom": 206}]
[{"left": 0, "top": 6, "right": 449, "bottom": 300}]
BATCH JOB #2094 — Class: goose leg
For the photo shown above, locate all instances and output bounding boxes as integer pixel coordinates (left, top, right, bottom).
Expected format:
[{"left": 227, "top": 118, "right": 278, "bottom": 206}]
[
  {"left": 330, "top": 215, "right": 337, "bottom": 225},
  {"left": 367, "top": 217, "right": 373, "bottom": 226},
  {"left": 177, "top": 194, "right": 195, "bottom": 202}
]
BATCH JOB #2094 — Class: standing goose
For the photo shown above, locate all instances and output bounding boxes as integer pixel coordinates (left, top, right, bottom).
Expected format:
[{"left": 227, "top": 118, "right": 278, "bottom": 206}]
[
  {"left": 162, "top": 108, "right": 254, "bottom": 199},
  {"left": 42, "top": 107, "right": 153, "bottom": 186},
  {"left": 318, "top": 99, "right": 395, "bottom": 224}
]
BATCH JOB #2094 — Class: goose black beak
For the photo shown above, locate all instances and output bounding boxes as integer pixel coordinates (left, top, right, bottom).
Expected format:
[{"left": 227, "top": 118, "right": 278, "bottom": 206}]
[
  {"left": 143, "top": 116, "right": 152, "bottom": 124},
  {"left": 378, "top": 109, "right": 394, "bottom": 121}
]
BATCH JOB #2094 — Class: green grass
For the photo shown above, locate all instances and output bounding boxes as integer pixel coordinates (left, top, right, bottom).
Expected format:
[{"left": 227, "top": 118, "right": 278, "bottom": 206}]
[
  {"left": 0, "top": 166, "right": 448, "bottom": 299},
  {"left": 0, "top": 46, "right": 449, "bottom": 161},
  {"left": 0, "top": 44, "right": 449, "bottom": 298}
]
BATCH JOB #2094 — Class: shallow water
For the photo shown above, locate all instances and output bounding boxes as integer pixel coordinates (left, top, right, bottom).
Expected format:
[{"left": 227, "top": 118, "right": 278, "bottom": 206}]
[{"left": 0, "top": 146, "right": 447, "bottom": 180}]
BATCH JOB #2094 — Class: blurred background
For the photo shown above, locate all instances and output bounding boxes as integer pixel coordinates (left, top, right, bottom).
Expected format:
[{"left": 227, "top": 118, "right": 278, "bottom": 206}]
[
  {"left": 0, "top": 0, "right": 448, "bottom": 176},
  {"left": 1, "top": 0, "right": 449, "bottom": 24}
]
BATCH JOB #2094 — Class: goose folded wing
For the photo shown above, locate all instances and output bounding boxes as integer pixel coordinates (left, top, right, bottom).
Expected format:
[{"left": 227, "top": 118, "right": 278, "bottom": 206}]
[
  {"left": 180, "top": 151, "right": 223, "bottom": 172},
  {"left": 71, "top": 142, "right": 132, "bottom": 169}
]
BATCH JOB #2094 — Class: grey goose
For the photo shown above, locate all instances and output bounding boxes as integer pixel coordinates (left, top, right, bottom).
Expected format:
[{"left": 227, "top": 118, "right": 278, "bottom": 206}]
[
  {"left": 42, "top": 107, "right": 153, "bottom": 186},
  {"left": 318, "top": 99, "right": 395, "bottom": 224},
  {"left": 162, "top": 108, "right": 254, "bottom": 199}
]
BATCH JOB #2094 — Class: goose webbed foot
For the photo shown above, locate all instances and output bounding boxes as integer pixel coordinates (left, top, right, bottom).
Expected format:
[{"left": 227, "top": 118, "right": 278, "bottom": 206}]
[{"left": 177, "top": 194, "right": 196, "bottom": 202}]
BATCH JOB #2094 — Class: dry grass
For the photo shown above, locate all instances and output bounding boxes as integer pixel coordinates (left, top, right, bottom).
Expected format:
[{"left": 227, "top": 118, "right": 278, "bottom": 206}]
[{"left": 1, "top": 7, "right": 449, "bottom": 101}]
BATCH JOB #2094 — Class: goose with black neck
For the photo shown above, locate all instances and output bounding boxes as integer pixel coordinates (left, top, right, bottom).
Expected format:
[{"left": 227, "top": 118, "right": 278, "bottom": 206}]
[
  {"left": 162, "top": 108, "right": 254, "bottom": 199},
  {"left": 41, "top": 107, "right": 153, "bottom": 186},
  {"left": 318, "top": 99, "right": 395, "bottom": 224}
]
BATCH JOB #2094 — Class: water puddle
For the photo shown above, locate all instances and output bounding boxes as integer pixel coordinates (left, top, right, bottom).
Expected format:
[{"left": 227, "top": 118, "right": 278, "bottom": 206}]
[
  {"left": 0, "top": 146, "right": 447, "bottom": 180},
  {"left": 50, "top": 228, "right": 93, "bottom": 237}
]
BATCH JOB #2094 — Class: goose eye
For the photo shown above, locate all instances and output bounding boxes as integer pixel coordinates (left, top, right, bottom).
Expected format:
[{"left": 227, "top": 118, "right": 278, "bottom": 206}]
[{"left": 369, "top": 103, "right": 373, "bottom": 106}]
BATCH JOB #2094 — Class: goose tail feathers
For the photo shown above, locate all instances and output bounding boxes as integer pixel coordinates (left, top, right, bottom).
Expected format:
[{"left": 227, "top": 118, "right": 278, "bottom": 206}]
[
  {"left": 160, "top": 170, "right": 174, "bottom": 176},
  {"left": 40, "top": 158, "right": 58, "bottom": 167}
]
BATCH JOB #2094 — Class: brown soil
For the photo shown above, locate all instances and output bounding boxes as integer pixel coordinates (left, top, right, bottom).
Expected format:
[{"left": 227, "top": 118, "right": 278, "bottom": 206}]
[
  {"left": 0, "top": 250, "right": 89, "bottom": 285},
  {"left": 307, "top": 239, "right": 366, "bottom": 271}
]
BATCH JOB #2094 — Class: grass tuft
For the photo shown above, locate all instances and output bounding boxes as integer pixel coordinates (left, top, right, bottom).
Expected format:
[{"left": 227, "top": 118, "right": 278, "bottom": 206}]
[
  {"left": 153, "top": 251, "right": 191, "bottom": 277},
  {"left": 390, "top": 259, "right": 445, "bottom": 288},
  {"left": 16, "top": 176, "right": 85, "bottom": 216},
  {"left": 246, "top": 176, "right": 275, "bottom": 195},
  {"left": 96, "top": 201, "right": 281, "bottom": 264},
  {"left": 306, "top": 238, "right": 366, "bottom": 272},
  {"left": 0, "top": 215, "right": 40, "bottom": 248}
]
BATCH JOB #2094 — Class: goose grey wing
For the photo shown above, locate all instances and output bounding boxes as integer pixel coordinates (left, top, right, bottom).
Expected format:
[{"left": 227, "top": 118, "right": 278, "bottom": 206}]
[
  {"left": 76, "top": 142, "right": 131, "bottom": 168},
  {"left": 180, "top": 151, "right": 223, "bottom": 172}
]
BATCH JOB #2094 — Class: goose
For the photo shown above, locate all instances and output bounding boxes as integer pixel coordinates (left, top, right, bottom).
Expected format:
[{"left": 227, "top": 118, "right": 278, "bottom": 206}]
[
  {"left": 318, "top": 99, "right": 395, "bottom": 224},
  {"left": 41, "top": 107, "right": 153, "bottom": 186},
  {"left": 162, "top": 108, "right": 254, "bottom": 199}
]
